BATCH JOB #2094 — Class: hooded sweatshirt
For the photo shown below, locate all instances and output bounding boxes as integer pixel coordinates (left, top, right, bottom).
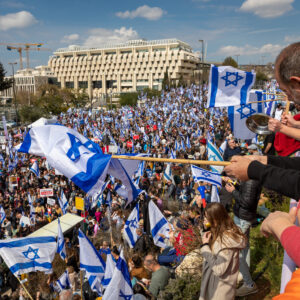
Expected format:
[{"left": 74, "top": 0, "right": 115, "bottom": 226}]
[{"left": 199, "top": 231, "right": 246, "bottom": 300}]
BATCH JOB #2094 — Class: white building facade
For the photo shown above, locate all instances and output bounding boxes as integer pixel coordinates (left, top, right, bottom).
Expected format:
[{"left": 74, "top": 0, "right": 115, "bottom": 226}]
[{"left": 48, "top": 39, "right": 200, "bottom": 97}]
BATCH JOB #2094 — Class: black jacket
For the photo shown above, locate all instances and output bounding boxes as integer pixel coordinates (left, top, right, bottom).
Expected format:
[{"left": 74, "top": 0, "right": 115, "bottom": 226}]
[
  {"left": 248, "top": 155, "right": 300, "bottom": 199},
  {"left": 232, "top": 180, "right": 262, "bottom": 221}
]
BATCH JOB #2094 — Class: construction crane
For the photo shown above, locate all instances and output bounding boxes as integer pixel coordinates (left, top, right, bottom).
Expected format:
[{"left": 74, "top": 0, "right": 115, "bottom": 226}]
[{"left": 0, "top": 43, "right": 51, "bottom": 69}]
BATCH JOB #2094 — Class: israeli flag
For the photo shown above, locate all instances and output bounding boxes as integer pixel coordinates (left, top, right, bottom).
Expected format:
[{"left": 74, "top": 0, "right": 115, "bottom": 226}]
[
  {"left": 28, "top": 193, "right": 35, "bottom": 225},
  {"left": 207, "top": 65, "right": 255, "bottom": 108},
  {"left": 0, "top": 236, "right": 57, "bottom": 275},
  {"left": 149, "top": 200, "right": 170, "bottom": 249},
  {"left": 78, "top": 229, "right": 106, "bottom": 277},
  {"left": 211, "top": 185, "right": 220, "bottom": 203},
  {"left": 186, "top": 136, "right": 191, "bottom": 149},
  {"left": 56, "top": 270, "right": 71, "bottom": 292},
  {"left": 191, "top": 165, "right": 222, "bottom": 188},
  {"left": 228, "top": 90, "right": 263, "bottom": 140},
  {"left": 18, "top": 125, "right": 111, "bottom": 197},
  {"left": 163, "top": 164, "right": 174, "bottom": 184},
  {"left": 102, "top": 250, "right": 116, "bottom": 288},
  {"left": 58, "top": 191, "right": 69, "bottom": 215},
  {"left": 102, "top": 250, "right": 133, "bottom": 300},
  {"left": 30, "top": 161, "right": 40, "bottom": 177},
  {"left": 124, "top": 203, "right": 139, "bottom": 248},
  {"left": 135, "top": 161, "right": 145, "bottom": 178},
  {"left": 175, "top": 140, "right": 179, "bottom": 151},
  {"left": 57, "top": 218, "right": 66, "bottom": 260},
  {"left": 207, "top": 141, "right": 224, "bottom": 174},
  {"left": 170, "top": 149, "right": 176, "bottom": 159},
  {"left": 0, "top": 205, "right": 6, "bottom": 225},
  {"left": 87, "top": 273, "right": 102, "bottom": 296},
  {"left": 181, "top": 139, "right": 185, "bottom": 151}
]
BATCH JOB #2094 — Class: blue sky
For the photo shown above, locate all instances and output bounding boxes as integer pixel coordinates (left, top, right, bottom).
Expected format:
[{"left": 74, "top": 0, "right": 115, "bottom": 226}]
[{"left": 0, "top": 0, "right": 299, "bottom": 74}]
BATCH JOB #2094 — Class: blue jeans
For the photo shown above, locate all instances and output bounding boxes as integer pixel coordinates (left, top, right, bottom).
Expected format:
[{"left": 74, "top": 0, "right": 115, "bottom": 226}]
[{"left": 234, "top": 215, "right": 254, "bottom": 286}]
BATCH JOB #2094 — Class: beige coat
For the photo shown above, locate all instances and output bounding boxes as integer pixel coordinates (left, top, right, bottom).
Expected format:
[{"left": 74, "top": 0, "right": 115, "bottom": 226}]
[{"left": 199, "top": 233, "right": 246, "bottom": 300}]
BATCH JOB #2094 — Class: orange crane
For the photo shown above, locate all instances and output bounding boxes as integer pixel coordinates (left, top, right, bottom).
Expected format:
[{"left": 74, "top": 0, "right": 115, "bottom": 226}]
[{"left": 0, "top": 43, "right": 51, "bottom": 69}]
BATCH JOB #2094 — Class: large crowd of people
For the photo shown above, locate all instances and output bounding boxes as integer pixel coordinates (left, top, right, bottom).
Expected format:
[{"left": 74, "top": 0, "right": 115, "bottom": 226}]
[{"left": 0, "top": 42, "right": 299, "bottom": 300}]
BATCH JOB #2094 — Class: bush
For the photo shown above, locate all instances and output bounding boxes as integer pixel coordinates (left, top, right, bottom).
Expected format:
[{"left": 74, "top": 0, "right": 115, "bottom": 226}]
[
  {"left": 19, "top": 105, "right": 47, "bottom": 123},
  {"left": 119, "top": 92, "right": 138, "bottom": 106}
]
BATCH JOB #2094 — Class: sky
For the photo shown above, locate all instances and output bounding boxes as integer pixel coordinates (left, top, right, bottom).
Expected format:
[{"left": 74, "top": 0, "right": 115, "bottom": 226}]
[{"left": 0, "top": 0, "right": 299, "bottom": 75}]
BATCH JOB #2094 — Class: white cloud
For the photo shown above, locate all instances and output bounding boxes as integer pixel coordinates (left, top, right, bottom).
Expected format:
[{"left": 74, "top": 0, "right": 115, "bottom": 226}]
[
  {"left": 0, "top": 11, "right": 37, "bottom": 31},
  {"left": 217, "top": 43, "right": 284, "bottom": 57},
  {"left": 240, "top": 0, "right": 294, "bottom": 18},
  {"left": 116, "top": 5, "right": 164, "bottom": 21},
  {"left": 83, "top": 27, "right": 139, "bottom": 48},
  {"left": 61, "top": 33, "right": 79, "bottom": 43},
  {"left": 284, "top": 35, "right": 300, "bottom": 43}
]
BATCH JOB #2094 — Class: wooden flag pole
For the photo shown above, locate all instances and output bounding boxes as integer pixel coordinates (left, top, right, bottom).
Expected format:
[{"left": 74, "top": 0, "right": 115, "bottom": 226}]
[
  {"left": 249, "top": 98, "right": 284, "bottom": 104},
  {"left": 111, "top": 155, "right": 231, "bottom": 166},
  {"left": 16, "top": 276, "right": 34, "bottom": 300}
]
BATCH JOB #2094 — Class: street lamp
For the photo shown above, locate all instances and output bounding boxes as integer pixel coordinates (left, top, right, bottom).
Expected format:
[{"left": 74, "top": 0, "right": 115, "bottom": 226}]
[
  {"left": 235, "top": 54, "right": 240, "bottom": 67},
  {"left": 8, "top": 62, "right": 18, "bottom": 124},
  {"left": 199, "top": 39, "right": 205, "bottom": 94}
]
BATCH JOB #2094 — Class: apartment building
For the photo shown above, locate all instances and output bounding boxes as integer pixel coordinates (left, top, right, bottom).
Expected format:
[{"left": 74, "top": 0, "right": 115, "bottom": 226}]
[{"left": 48, "top": 39, "right": 200, "bottom": 97}]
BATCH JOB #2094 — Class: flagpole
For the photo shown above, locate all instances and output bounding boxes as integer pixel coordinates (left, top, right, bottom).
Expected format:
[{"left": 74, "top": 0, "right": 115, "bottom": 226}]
[
  {"left": 80, "top": 270, "right": 83, "bottom": 300},
  {"left": 16, "top": 276, "right": 34, "bottom": 300},
  {"left": 249, "top": 98, "right": 284, "bottom": 104},
  {"left": 111, "top": 155, "right": 231, "bottom": 166}
]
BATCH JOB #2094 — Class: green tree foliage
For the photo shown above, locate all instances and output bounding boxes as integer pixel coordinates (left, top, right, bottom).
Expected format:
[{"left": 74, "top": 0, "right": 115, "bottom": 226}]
[
  {"left": 222, "top": 56, "right": 238, "bottom": 68},
  {"left": 119, "top": 92, "right": 138, "bottom": 106},
  {"left": 162, "top": 71, "right": 169, "bottom": 90},
  {"left": 142, "top": 88, "right": 161, "bottom": 99},
  {"left": 0, "top": 62, "right": 13, "bottom": 92},
  {"left": 256, "top": 71, "right": 269, "bottom": 82}
]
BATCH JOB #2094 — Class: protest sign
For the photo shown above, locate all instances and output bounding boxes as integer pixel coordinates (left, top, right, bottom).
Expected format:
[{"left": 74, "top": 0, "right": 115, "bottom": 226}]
[
  {"left": 75, "top": 197, "right": 84, "bottom": 211},
  {"left": 47, "top": 198, "right": 56, "bottom": 206},
  {"left": 40, "top": 188, "right": 54, "bottom": 197}
]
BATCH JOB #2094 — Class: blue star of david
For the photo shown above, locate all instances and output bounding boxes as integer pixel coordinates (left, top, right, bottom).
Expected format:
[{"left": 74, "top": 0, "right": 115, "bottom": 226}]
[
  {"left": 128, "top": 218, "right": 138, "bottom": 228},
  {"left": 120, "top": 290, "right": 132, "bottom": 300},
  {"left": 210, "top": 154, "right": 217, "bottom": 161},
  {"left": 22, "top": 246, "right": 40, "bottom": 261},
  {"left": 236, "top": 104, "right": 256, "bottom": 120},
  {"left": 221, "top": 72, "right": 243, "bottom": 87},
  {"left": 201, "top": 170, "right": 211, "bottom": 178}
]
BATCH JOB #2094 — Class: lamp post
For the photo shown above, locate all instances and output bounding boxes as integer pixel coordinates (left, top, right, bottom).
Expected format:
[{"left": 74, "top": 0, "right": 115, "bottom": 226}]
[
  {"left": 199, "top": 39, "right": 205, "bottom": 96},
  {"left": 235, "top": 54, "right": 240, "bottom": 67},
  {"left": 8, "top": 62, "right": 18, "bottom": 124}
]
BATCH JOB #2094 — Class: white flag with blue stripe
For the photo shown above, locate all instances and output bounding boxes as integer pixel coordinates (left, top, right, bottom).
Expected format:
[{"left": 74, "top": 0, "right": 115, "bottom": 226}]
[
  {"left": 211, "top": 185, "right": 220, "bottom": 203},
  {"left": 0, "top": 236, "right": 56, "bottom": 275},
  {"left": 207, "top": 141, "right": 224, "bottom": 174},
  {"left": 207, "top": 65, "right": 255, "bottom": 108},
  {"left": 102, "top": 250, "right": 133, "bottom": 300},
  {"left": 58, "top": 191, "right": 69, "bottom": 215},
  {"left": 78, "top": 229, "right": 106, "bottom": 277},
  {"left": 228, "top": 90, "right": 264, "bottom": 140},
  {"left": 191, "top": 165, "right": 222, "bottom": 188},
  {"left": 56, "top": 270, "right": 71, "bottom": 292},
  {"left": 30, "top": 161, "right": 40, "bottom": 177},
  {"left": 18, "top": 125, "right": 111, "bottom": 197},
  {"left": 124, "top": 203, "right": 139, "bottom": 248},
  {"left": 102, "top": 250, "right": 116, "bottom": 288},
  {"left": 163, "top": 164, "right": 174, "bottom": 184},
  {"left": 149, "top": 200, "right": 170, "bottom": 249},
  {"left": 0, "top": 205, "right": 6, "bottom": 225},
  {"left": 57, "top": 218, "right": 66, "bottom": 260},
  {"left": 186, "top": 136, "right": 191, "bottom": 149}
]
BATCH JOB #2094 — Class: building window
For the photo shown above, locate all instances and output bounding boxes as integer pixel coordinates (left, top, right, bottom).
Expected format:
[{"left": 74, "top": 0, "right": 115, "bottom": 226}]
[
  {"left": 93, "top": 81, "right": 102, "bottom": 88},
  {"left": 66, "top": 82, "right": 74, "bottom": 89}
]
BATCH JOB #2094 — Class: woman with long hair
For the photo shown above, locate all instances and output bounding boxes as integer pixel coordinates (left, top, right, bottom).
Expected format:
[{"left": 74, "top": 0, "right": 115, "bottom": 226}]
[{"left": 199, "top": 202, "right": 246, "bottom": 300}]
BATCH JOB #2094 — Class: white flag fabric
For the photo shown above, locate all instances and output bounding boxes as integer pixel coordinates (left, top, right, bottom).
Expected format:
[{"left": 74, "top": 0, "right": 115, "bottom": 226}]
[
  {"left": 0, "top": 205, "right": 6, "bottom": 225},
  {"left": 207, "top": 65, "right": 255, "bottom": 108},
  {"left": 56, "top": 270, "right": 71, "bottom": 292},
  {"left": 0, "top": 236, "right": 56, "bottom": 275},
  {"left": 191, "top": 165, "right": 222, "bottom": 188},
  {"left": 102, "top": 251, "right": 116, "bottom": 288},
  {"left": 78, "top": 229, "right": 105, "bottom": 277},
  {"left": 18, "top": 125, "right": 111, "bottom": 197},
  {"left": 211, "top": 185, "right": 220, "bottom": 203},
  {"left": 57, "top": 218, "right": 66, "bottom": 260},
  {"left": 30, "top": 161, "right": 40, "bottom": 177},
  {"left": 207, "top": 141, "right": 224, "bottom": 174},
  {"left": 102, "top": 250, "right": 133, "bottom": 300},
  {"left": 163, "top": 163, "right": 174, "bottom": 184},
  {"left": 124, "top": 203, "right": 139, "bottom": 248},
  {"left": 149, "top": 200, "right": 170, "bottom": 249},
  {"left": 58, "top": 191, "right": 69, "bottom": 215},
  {"left": 228, "top": 90, "right": 264, "bottom": 140}
]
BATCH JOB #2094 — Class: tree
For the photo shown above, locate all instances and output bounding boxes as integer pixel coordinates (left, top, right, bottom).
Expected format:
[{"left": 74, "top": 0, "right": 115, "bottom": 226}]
[
  {"left": 119, "top": 92, "right": 138, "bottom": 106},
  {"left": 142, "top": 88, "right": 161, "bottom": 99},
  {"left": 222, "top": 57, "right": 238, "bottom": 68},
  {"left": 256, "top": 71, "right": 269, "bottom": 82},
  {"left": 162, "top": 71, "right": 169, "bottom": 90},
  {"left": 0, "top": 62, "right": 13, "bottom": 92}
]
